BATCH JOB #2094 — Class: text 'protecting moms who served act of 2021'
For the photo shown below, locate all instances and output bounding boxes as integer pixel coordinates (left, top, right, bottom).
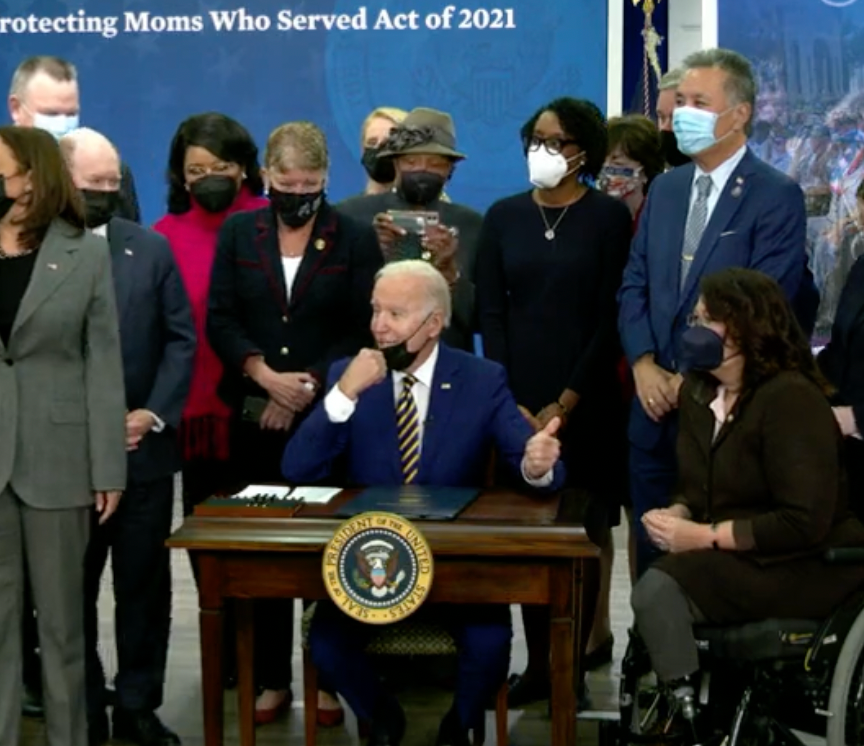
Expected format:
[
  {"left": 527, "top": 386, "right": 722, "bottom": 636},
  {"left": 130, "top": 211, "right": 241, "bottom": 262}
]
[{"left": 0, "top": 6, "right": 519, "bottom": 39}]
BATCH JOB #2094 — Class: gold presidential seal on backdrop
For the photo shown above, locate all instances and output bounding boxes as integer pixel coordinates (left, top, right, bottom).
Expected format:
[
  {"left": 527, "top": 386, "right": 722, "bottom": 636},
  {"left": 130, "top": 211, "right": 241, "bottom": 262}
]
[{"left": 322, "top": 512, "right": 433, "bottom": 624}]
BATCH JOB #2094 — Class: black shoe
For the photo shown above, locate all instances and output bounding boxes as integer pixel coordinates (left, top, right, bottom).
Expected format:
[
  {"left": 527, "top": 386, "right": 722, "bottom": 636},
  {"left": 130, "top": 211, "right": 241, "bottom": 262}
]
[
  {"left": 112, "top": 709, "right": 181, "bottom": 746},
  {"left": 435, "top": 708, "right": 471, "bottom": 746},
  {"left": 88, "top": 710, "right": 110, "bottom": 746},
  {"left": 583, "top": 635, "right": 614, "bottom": 671},
  {"left": 506, "top": 672, "right": 549, "bottom": 708},
  {"left": 367, "top": 698, "right": 405, "bottom": 746},
  {"left": 21, "top": 685, "right": 44, "bottom": 718}
]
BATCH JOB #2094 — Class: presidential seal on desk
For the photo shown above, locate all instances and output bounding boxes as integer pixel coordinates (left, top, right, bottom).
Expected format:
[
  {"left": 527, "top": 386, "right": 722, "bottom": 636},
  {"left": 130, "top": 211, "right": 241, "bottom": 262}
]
[{"left": 322, "top": 511, "right": 433, "bottom": 624}]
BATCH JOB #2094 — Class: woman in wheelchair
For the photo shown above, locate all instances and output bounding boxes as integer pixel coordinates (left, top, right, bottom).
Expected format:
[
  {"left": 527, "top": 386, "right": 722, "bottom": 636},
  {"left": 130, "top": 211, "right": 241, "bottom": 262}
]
[{"left": 630, "top": 268, "right": 864, "bottom": 741}]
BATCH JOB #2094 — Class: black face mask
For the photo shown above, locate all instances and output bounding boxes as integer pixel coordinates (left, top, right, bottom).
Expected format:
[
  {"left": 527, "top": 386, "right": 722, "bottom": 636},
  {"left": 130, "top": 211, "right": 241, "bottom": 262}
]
[
  {"left": 362, "top": 147, "right": 396, "bottom": 185},
  {"left": 378, "top": 313, "right": 432, "bottom": 371},
  {"left": 399, "top": 171, "right": 445, "bottom": 206},
  {"left": 270, "top": 188, "right": 324, "bottom": 228},
  {"left": 190, "top": 175, "right": 238, "bottom": 213},
  {"left": 661, "top": 130, "right": 691, "bottom": 168},
  {"left": 81, "top": 189, "right": 120, "bottom": 228},
  {"left": 0, "top": 176, "right": 14, "bottom": 222},
  {"left": 680, "top": 326, "right": 725, "bottom": 372}
]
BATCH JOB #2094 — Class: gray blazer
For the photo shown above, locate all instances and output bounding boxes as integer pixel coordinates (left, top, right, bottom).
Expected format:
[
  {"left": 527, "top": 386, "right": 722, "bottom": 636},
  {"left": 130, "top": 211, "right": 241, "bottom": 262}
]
[{"left": 0, "top": 220, "right": 127, "bottom": 508}]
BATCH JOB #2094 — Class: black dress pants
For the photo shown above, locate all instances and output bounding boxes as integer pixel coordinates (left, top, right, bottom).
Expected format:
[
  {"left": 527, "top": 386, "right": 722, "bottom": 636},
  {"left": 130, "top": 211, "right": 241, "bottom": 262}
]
[{"left": 84, "top": 477, "right": 175, "bottom": 713}]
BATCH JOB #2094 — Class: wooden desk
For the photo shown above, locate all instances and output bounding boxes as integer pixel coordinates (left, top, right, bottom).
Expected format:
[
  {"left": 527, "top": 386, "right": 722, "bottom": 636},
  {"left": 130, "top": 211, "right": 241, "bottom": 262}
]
[{"left": 167, "top": 488, "right": 599, "bottom": 746}]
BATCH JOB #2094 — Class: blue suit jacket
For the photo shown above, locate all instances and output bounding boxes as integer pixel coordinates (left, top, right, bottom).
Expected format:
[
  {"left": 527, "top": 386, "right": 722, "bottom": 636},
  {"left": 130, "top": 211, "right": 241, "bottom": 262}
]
[
  {"left": 618, "top": 149, "right": 807, "bottom": 449},
  {"left": 282, "top": 343, "right": 566, "bottom": 490},
  {"left": 107, "top": 218, "right": 196, "bottom": 483}
]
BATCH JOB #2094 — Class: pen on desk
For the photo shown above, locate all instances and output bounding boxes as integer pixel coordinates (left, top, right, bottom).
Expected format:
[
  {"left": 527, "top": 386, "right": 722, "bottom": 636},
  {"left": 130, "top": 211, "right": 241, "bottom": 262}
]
[{"left": 289, "top": 496, "right": 305, "bottom": 517}]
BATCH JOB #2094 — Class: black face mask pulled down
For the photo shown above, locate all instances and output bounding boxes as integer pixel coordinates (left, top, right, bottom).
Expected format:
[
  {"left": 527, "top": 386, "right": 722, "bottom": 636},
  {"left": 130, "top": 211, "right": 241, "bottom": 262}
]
[
  {"left": 190, "top": 175, "right": 238, "bottom": 213},
  {"left": 362, "top": 147, "right": 396, "bottom": 185},
  {"left": 270, "top": 188, "right": 324, "bottom": 228},
  {"left": 378, "top": 313, "right": 433, "bottom": 371},
  {"left": 661, "top": 129, "right": 691, "bottom": 168},
  {"left": 398, "top": 171, "right": 445, "bottom": 206},
  {"left": 679, "top": 326, "right": 726, "bottom": 372},
  {"left": 0, "top": 176, "right": 15, "bottom": 222},
  {"left": 81, "top": 189, "right": 120, "bottom": 228}
]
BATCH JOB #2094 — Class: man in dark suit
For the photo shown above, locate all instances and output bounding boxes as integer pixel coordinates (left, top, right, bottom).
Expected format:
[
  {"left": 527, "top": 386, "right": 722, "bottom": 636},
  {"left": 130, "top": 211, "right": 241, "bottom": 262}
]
[
  {"left": 283, "top": 260, "right": 564, "bottom": 746},
  {"left": 61, "top": 128, "right": 195, "bottom": 746},
  {"left": 8, "top": 55, "right": 140, "bottom": 222},
  {"left": 618, "top": 48, "right": 809, "bottom": 576},
  {"left": 337, "top": 108, "right": 482, "bottom": 352}
]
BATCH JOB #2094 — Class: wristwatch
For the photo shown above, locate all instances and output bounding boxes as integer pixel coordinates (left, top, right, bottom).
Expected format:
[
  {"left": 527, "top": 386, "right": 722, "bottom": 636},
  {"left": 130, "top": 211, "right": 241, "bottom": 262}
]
[{"left": 710, "top": 522, "right": 720, "bottom": 550}]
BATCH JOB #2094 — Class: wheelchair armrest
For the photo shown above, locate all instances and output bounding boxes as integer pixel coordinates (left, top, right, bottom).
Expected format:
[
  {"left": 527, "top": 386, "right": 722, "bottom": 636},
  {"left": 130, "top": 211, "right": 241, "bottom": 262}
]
[{"left": 825, "top": 547, "right": 864, "bottom": 564}]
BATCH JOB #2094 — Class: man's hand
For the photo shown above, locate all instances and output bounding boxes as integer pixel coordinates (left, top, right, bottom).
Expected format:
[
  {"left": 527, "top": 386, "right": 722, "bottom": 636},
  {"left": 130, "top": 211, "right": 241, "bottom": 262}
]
[
  {"left": 125, "top": 409, "right": 156, "bottom": 452},
  {"left": 643, "top": 511, "right": 709, "bottom": 553},
  {"left": 338, "top": 349, "right": 388, "bottom": 400},
  {"left": 260, "top": 371, "right": 317, "bottom": 411},
  {"left": 633, "top": 357, "right": 677, "bottom": 422},
  {"left": 524, "top": 417, "right": 562, "bottom": 479},
  {"left": 260, "top": 400, "right": 295, "bottom": 431},
  {"left": 373, "top": 213, "right": 406, "bottom": 259},
  {"left": 834, "top": 406, "right": 859, "bottom": 438},
  {"left": 422, "top": 224, "right": 459, "bottom": 283},
  {"left": 95, "top": 490, "right": 122, "bottom": 525}
]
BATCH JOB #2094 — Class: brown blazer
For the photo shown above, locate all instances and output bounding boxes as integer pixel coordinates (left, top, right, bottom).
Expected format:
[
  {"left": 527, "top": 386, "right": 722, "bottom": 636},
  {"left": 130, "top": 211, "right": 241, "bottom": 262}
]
[
  {"left": 674, "top": 370, "right": 864, "bottom": 564},
  {"left": 655, "top": 370, "right": 864, "bottom": 623}
]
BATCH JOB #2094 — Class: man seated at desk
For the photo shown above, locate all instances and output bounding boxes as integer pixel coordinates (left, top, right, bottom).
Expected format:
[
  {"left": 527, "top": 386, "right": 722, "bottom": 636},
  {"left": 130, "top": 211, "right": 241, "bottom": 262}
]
[{"left": 282, "top": 260, "right": 564, "bottom": 746}]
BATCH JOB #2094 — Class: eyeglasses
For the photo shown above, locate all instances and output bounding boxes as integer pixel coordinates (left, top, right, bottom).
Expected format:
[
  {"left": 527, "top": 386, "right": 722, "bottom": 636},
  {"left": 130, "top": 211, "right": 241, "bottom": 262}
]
[
  {"left": 600, "top": 165, "right": 642, "bottom": 180},
  {"left": 525, "top": 135, "right": 578, "bottom": 156},
  {"left": 185, "top": 162, "right": 238, "bottom": 178}
]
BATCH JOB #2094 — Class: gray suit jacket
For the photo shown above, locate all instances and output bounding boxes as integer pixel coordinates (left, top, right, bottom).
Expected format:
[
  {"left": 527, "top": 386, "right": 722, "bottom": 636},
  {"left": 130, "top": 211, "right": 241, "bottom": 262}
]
[{"left": 0, "top": 220, "right": 127, "bottom": 508}]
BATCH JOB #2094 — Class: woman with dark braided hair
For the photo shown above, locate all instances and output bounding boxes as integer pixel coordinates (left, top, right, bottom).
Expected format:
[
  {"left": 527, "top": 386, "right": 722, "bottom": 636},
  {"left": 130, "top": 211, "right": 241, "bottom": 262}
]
[{"left": 632, "top": 267, "right": 864, "bottom": 739}]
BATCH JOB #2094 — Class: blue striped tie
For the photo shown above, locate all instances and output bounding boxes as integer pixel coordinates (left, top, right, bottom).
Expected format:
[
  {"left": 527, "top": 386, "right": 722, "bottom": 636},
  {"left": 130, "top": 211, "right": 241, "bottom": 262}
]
[{"left": 396, "top": 374, "right": 420, "bottom": 484}]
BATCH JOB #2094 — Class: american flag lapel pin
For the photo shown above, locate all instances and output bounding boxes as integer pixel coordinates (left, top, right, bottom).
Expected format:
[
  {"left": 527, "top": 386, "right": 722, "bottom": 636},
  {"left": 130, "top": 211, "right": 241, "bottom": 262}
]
[
  {"left": 441, "top": 383, "right": 451, "bottom": 390},
  {"left": 47, "top": 263, "right": 58, "bottom": 270},
  {"left": 125, "top": 248, "right": 133, "bottom": 256},
  {"left": 731, "top": 176, "right": 744, "bottom": 198}
]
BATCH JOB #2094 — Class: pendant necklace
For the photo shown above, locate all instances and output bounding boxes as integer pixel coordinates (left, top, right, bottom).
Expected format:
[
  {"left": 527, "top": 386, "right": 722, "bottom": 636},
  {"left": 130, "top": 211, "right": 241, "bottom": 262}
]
[{"left": 538, "top": 203, "right": 572, "bottom": 241}]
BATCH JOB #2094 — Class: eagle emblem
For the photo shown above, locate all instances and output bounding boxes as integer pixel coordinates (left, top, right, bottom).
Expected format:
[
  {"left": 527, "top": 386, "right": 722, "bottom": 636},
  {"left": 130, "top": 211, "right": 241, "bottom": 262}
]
[{"left": 353, "top": 539, "right": 407, "bottom": 598}]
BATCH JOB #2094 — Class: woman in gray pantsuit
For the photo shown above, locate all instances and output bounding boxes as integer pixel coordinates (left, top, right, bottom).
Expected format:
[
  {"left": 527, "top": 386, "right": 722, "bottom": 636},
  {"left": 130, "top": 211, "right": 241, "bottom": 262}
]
[{"left": 0, "top": 126, "right": 126, "bottom": 746}]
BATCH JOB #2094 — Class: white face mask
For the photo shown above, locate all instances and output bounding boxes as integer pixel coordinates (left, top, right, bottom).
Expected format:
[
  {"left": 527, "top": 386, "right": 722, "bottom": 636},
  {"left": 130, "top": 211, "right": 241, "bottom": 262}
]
[
  {"left": 33, "top": 112, "right": 79, "bottom": 139},
  {"left": 527, "top": 148, "right": 579, "bottom": 190}
]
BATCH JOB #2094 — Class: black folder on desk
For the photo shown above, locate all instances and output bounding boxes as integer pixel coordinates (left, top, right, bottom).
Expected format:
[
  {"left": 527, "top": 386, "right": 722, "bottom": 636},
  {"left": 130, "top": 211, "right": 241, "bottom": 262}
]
[{"left": 333, "top": 486, "right": 479, "bottom": 520}]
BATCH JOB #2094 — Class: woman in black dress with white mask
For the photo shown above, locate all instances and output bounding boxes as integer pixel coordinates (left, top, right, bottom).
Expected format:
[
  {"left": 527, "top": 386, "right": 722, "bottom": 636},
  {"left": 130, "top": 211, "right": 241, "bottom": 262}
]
[{"left": 475, "top": 97, "right": 632, "bottom": 707}]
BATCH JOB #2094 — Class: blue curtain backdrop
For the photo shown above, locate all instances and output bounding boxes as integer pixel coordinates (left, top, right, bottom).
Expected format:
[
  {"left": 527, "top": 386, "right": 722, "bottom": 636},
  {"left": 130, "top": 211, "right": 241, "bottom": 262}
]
[
  {"left": 0, "top": 0, "right": 608, "bottom": 225},
  {"left": 623, "top": 0, "right": 668, "bottom": 116}
]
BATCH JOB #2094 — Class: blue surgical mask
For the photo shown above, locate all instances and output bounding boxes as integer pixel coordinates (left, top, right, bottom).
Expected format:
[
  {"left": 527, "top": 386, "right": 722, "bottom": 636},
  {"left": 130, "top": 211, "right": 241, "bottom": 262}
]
[
  {"left": 673, "top": 106, "right": 732, "bottom": 156},
  {"left": 679, "top": 326, "right": 725, "bottom": 371},
  {"left": 33, "top": 112, "right": 79, "bottom": 139}
]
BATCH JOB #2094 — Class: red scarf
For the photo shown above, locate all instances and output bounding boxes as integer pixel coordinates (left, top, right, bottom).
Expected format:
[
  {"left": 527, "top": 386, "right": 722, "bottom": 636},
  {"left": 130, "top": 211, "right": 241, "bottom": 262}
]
[{"left": 153, "top": 187, "right": 269, "bottom": 460}]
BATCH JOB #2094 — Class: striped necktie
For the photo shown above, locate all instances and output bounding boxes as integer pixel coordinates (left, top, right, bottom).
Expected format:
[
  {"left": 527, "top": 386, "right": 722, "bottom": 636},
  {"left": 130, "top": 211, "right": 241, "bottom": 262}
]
[
  {"left": 396, "top": 374, "right": 420, "bottom": 484},
  {"left": 680, "top": 174, "right": 713, "bottom": 290}
]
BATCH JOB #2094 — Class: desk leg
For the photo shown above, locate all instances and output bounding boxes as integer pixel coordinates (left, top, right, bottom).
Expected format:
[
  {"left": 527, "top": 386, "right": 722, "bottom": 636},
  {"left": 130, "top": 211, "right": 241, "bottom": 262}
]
[
  {"left": 549, "top": 559, "right": 576, "bottom": 746},
  {"left": 197, "top": 554, "right": 225, "bottom": 746},
  {"left": 236, "top": 599, "right": 256, "bottom": 746}
]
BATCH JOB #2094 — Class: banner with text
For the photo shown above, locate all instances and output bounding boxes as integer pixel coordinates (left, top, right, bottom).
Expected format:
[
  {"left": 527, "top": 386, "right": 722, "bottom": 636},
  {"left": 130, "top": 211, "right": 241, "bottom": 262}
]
[{"left": 0, "top": 0, "right": 606, "bottom": 223}]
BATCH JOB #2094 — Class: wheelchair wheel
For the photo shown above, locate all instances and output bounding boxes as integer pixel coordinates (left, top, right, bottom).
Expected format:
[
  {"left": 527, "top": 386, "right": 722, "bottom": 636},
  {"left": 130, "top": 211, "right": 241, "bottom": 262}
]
[{"left": 826, "top": 607, "right": 864, "bottom": 745}]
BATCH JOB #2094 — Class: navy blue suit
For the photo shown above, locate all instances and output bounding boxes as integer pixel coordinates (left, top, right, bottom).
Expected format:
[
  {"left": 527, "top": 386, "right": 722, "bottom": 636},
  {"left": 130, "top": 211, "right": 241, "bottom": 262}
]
[
  {"left": 282, "top": 343, "right": 564, "bottom": 729},
  {"left": 618, "top": 148, "right": 807, "bottom": 573},
  {"left": 84, "top": 218, "right": 195, "bottom": 714}
]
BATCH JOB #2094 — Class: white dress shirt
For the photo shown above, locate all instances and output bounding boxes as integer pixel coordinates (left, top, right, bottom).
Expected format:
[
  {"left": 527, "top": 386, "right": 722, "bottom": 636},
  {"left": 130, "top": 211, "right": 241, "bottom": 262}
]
[
  {"left": 91, "top": 222, "right": 165, "bottom": 434},
  {"left": 689, "top": 144, "right": 748, "bottom": 224},
  {"left": 281, "top": 256, "right": 303, "bottom": 301},
  {"left": 324, "top": 344, "right": 553, "bottom": 486}
]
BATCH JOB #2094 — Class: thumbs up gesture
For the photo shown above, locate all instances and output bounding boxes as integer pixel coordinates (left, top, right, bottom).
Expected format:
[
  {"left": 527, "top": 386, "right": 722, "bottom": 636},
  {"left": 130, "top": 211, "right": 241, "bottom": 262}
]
[{"left": 523, "top": 417, "right": 562, "bottom": 480}]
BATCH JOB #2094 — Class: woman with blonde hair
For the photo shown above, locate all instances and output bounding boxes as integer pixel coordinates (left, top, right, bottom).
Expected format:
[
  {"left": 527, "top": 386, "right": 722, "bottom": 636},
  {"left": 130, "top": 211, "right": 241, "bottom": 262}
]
[{"left": 360, "top": 106, "right": 407, "bottom": 195}]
